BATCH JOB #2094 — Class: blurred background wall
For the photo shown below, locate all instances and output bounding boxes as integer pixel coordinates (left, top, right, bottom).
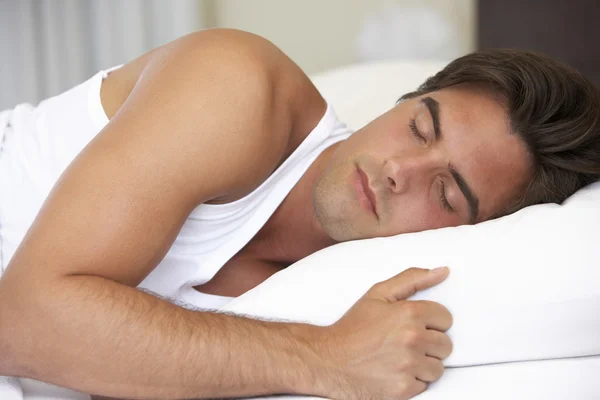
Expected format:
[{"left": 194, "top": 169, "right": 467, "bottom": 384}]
[
  {"left": 0, "top": 0, "right": 476, "bottom": 110},
  {"left": 478, "top": 0, "right": 600, "bottom": 87},
  {"left": 207, "top": 0, "right": 476, "bottom": 75},
  {"left": 1, "top": 0, "right": 598, "bottom": 111}
]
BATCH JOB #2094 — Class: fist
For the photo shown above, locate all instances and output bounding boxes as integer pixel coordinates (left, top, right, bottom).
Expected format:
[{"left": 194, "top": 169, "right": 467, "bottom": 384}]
[{"left": 318, "top": 267, "right": 453, "bottom": 400}]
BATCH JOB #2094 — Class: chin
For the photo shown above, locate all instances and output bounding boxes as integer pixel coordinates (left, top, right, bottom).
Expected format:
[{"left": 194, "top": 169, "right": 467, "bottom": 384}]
[
  {"left": 314, "top": 201, "right": 374, "bottom": 242},
  {"left": 312, "top": 167, "right": 373, "bottom": 242}
]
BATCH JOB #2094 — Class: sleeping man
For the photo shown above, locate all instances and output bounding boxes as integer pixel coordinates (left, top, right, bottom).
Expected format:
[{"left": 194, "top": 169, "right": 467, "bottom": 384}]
[{"left": 0, "top": 29, "right": 599, "bottom": 400}]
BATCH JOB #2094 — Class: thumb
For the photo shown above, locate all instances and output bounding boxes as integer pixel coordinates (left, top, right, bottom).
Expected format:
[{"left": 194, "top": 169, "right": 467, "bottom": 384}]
[{"left": 367, "top": 267, "right": 450, "bottom": 303}]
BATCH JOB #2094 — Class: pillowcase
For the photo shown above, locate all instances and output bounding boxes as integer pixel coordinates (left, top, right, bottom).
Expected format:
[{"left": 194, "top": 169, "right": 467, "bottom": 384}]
[{"left": 220, "top": 181, "right": 600, "bottom": 398}]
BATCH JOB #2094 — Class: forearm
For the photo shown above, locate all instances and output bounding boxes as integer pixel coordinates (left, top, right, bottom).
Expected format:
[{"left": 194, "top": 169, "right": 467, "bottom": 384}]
[{"left": 1, "top": 275, "right": 326, "bottom": 399}]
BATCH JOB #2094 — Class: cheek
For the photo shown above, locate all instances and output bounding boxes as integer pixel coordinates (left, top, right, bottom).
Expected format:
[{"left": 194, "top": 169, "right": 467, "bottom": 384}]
[
  {"left": 355, "top": 120, "right": 406, "bottom": 151},
  {"left": 413, "top": 206, "right": 459, "bottom": 231},
  {"left": 382, "top": 193, "right": 464, "bottom": 235},
  {"left": 425, "top": 210, "right": 463, "bottom": 230}
]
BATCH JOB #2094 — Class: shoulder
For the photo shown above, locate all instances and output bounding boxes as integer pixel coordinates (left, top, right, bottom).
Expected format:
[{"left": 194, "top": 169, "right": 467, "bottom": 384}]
[
  {"left": 100, "top": 29, "right": 326, "bottom": 204},
  {"left": 166, "top": 28, "right": 328, "bottom": 142},
  {"left": 104, "top": 29, "right": 325, "bottom": 121}
]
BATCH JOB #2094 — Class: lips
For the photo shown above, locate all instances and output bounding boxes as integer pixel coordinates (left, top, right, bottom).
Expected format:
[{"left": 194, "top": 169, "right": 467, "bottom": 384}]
[{"left": 355, "top": 167, "right": 378, "bottom": 217}]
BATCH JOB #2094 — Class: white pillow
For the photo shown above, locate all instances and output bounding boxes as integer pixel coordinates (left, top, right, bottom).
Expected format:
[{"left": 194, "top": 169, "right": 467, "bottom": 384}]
[
  {"left": 222, "top": 181, "right": 600, "bottom": 363},
  {"left": 221, "top": 181, "right": 600, "bottom": 399}
]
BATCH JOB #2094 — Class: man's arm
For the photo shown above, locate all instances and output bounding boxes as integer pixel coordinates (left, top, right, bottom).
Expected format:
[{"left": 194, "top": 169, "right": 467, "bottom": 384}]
[{"left": 0, "top": 29, "right": 323, "bottom": 398}]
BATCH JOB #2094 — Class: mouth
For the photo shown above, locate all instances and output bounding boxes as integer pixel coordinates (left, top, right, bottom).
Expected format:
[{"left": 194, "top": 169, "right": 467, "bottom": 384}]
[{"left": 353, "top": 166, "right": 378, "bottom": 218}]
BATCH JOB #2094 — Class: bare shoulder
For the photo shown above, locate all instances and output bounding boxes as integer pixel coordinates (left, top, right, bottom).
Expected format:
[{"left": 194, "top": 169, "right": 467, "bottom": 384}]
[
  {"left": 101, "top": 28, "right": 326, "bottom": 202},
  {"left": 0, "top": 30, "right": 327, "bottom": 287}
]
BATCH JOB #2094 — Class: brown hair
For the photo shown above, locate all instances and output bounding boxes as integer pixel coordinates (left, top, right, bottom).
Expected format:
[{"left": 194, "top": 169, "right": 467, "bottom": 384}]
[{"left": 400, "top": 49, "right": 600, "bottom": 215}]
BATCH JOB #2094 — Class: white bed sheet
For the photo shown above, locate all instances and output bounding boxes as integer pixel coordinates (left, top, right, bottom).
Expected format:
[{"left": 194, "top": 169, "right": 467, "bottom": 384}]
[{"left": 259, "top": 355, "right": 600, "bottom": 400}]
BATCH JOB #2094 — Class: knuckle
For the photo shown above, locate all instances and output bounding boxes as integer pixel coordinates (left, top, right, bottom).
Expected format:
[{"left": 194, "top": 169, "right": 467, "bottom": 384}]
[
  {"left": 402, "top": 328, "right": 423, "bottom": 348},
  {"left": 402, "top": 302, "right": 422, "bottom": 320},
  {"left": 368, "top": 280, "right": 387, "bottom": 296},
  {"left": 393, "top": 378, "right": 413, "bottom": 399},
  {"left": 398, "top": 354, "right": 419, "bottom": 372},
  {"left": 404, "top": 267, "right": 427, "bottom": 276},
  {"left": 370, "top": 280, "right": 385, "bottom": 292}
]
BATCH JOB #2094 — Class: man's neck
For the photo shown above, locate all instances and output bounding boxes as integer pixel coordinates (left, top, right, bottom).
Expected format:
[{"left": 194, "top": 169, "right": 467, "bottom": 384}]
[{"left": 249, "top": 143, "right": 340, "bottom": 265}]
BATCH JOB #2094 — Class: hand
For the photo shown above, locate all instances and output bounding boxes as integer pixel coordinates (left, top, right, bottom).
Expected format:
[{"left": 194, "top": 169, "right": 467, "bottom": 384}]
[{"left": 316, "top": 267, "right": 453, "bottom": 400}]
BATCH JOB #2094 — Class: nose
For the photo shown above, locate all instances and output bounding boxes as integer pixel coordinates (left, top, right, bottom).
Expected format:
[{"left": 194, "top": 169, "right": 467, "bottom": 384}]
[{"left": 384, "top": 153, "right": 436, "bottom": 194}]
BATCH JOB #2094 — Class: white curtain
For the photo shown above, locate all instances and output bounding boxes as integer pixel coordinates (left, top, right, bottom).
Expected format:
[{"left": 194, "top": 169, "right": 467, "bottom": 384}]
[{"left": 0, "top": 0, "right": 205, "bottom": 110}]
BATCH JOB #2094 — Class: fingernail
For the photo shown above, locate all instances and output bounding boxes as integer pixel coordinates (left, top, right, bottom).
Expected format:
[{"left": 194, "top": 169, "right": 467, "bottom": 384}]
[{"left": 430, "top": 266, "right": 448, "bottom": 274}]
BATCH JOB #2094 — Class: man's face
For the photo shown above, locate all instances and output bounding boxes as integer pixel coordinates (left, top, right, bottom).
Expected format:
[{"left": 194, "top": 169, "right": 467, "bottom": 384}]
[{"left": 313, "top": 86, "right": 532, "bottom": 241}]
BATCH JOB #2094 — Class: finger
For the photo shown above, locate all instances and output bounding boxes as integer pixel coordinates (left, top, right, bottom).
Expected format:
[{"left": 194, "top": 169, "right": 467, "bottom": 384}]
[
  {"left": 367, "top": 267, "right": 450, "bottom": 303},
  {"left": 405, "top": 377, "right": 428, "bottom": 399},
  {"left": 415, "top": 355, "right": 445, "bottom": 383},
  {"left": 400, "top": 300, "right": 454, "bottom": 332},
  {"left": 419, "top": 329, "right": 454, "bottom": 360}
]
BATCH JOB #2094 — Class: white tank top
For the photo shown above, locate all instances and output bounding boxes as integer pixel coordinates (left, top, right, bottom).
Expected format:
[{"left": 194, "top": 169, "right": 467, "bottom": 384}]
[{"left": 0, "top": 67, "right": 353, "bottom": 310}]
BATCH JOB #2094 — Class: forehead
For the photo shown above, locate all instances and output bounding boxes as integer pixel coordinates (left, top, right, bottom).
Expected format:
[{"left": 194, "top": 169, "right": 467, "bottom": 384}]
[{"left": 423, "top": 87, "right": 532, "bottom": 219}]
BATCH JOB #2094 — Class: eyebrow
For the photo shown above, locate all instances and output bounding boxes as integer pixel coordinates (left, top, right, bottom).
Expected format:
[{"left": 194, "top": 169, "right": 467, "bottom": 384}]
[
  {"left": 421, "top": 96, "right": 480, "bottom": 223},
  {"left": 421, "top": 97, "right": 441, "bottom": 140},
  {"left": 449, "top": 165, "right": 479, "bottom": 224}
]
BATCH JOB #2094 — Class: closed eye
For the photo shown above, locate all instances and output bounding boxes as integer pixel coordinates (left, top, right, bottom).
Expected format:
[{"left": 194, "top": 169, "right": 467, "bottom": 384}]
[
  {"left": 409, "top": 118, "right": 427, "bottom": 144},
  {"left": 439, "top": 180, "right": 455, "bottom": 212}
]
